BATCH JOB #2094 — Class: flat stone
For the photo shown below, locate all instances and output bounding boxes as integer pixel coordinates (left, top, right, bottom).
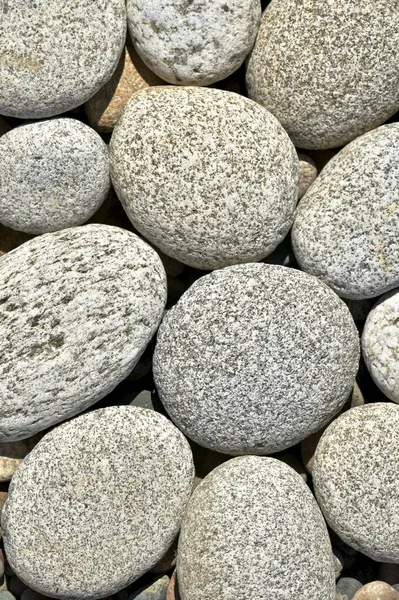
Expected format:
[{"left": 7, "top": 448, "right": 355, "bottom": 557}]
[
  {"left": 0, "top": 0, "right": 126, "bottom": 118},
  {"left": 362, "top": 289, "right": 399, "bottom": 403},
  {"left": 127, "top": 0, "right": 261, "bottom": 86},
  {"left": 0, "top": 224, "right": 167, "bottom": 442},
  {"left": 292, "top": 124, "right": 399, "bottom": 299},
  {"left": 178, "top": 456, "right": 335, "bottom": 600},
  {"left": 246, "top": 0, "right": 399, "bottom": 149},
  {"left": 0, "top": 119, "right": 110, "bottom": 234},
  {"left": 129, "top": 575, "right": 169, "bottom": 600},
  {"left": 352, "top": 582, "right": 399, "bottom": 600},
  {"left": 154, "top": 263, "right": 359, "bottom": 455},
  {"left": 313, "top": 404, "right": 399, "bottom": 562},
  {"left": 2, "top": 406, "right": 194, "bottom": 599},
  {"left": 0, "top": 434, "right": 43, "bottom": 482},
  {"left": 298, "top": 153, "right": 317, "bottom": 199},
  {"left": 110, "top": 87, "right": 298, "bottom": 270},
  {"left": 336, "top": 578, "right": 363, "bottom": 600}
]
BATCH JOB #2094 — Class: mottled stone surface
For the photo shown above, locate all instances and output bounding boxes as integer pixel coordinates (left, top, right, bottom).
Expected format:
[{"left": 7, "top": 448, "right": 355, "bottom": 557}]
[
  {"left": 292, "top": 124, "right": 399, "bottom": 299},
  {"left": 336, "top": 578, "right": 363, "bottom": 600},
  {"left": 352, "top": 582, "right": 399, "bottom": 600},
  {"left": 154, "top": 263, "right": 359, "bottom": 455},
  {"left": 110, "top": 87, "right": 298, "bottom": 270},
  {"left": 246, "top": 0, "right": 399, "bottom": 149},
  {"left": 0, "top": 0, "right": 126, "bottom": 119},
  {"left": 298, "top": 153, "right": 317, "bottom": 199},
  {"left": 127, "top": 0, "right": 261, "bottom": 86},
  {"left": 178, "top": 456, "right": 335, "bottom": 600},
  {"left": 130, "top": 575, "right": 169, "bottom": 600},
  {"left": 2, "top": 407, "right": 194, "bottom": 599},
  {"left": 362, "top": 290, "right": 399, "bottom": 403},
  {"left": 0, "top": 434, "right": 43, "bottom": 482},
  {"left": 0, "top": 119, "right": 110, "bottom": 234},
  {"left": 313, "top": 404, "right": 399, "bottom": 563},
  {"left": 0, "top": 224, "right": 167, "bottom": 442}
]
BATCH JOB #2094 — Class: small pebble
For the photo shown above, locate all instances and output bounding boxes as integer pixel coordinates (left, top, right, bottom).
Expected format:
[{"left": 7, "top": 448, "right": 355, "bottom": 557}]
[
  {"left": 129, "top": 575, "right": 169, "bottom": 600},
  {"left": 298, "top": 153, "right": 317, "bottom": 199},
  {"left": 336, "top": 577, "right": 363, "bottom": 600},
  {"left": 0, "top": 594, "right": 16, "bottom": 600},
  {"left": 333, "top": 549, "right": 344, "bottom": 579},
  {"left": 352, "top": 581, "right": 399, "bottom": 600},
  {"left": 166, "top": 572, "right": 179, "bottom": 600},
  {"left": 0, "top": 434, "right": 43, "bottom": 482}
]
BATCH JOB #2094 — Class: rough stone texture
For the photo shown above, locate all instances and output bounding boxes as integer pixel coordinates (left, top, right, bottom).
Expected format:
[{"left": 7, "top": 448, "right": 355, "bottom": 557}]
[
  {"left": 0, "top": 434, "right": 43, "bottom": 482},
  {"left": 0, "top": 119, "right": 110, "bottom": 234},
  {"left": 336, "top": 578, "right": 363, "bottom": 600},
  {"left": 0, "top": 224, "right": 167, "bottom": 442},
  {"left": 246, "top": 0, "right": 399, "bottom": 149},
  {"left": 127, "top": 0, "right": 261, "bottom": 86},
  {"left": 178, "top": 456, "right": 335, "bottom": 600},
  {"left": 362, "top": 289, "right": 399, "bottom": 403},
  {"left": 313, "top": 404, "right": 399, "bottom": 563},
  {"left": 110, "top": 87, "right": 299, "bottom": 270},
  {"left": 292, "top": 124, "right": 399, "bottom": 299},
  {"left": 2, "top": 406, "right": 194, "bottom": 600},
  {"left": 154, "top": 263, "right": 359, "bottom": 455},
  {"left": 130, "top": 576, "right": 169, "bottom": 600},
  {"left": 352, "top": 582, "right": 399, "bottom": 600},
  {"left": 85, "top": 43, "right": 164, "bottom": 133},
  {"left": 0, "top": 0, "right": 126, "bottom": 119},
  {"left": 298, "top": 153, "right": 317, "bottom": 199}
]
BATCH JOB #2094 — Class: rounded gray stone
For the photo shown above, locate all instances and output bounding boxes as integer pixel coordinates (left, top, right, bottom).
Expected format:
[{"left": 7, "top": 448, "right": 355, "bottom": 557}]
[
  {"left": 110, "top": 87, "right": 298, "bottom": 270},
  {"left": 178, "top": 456, "right": 335, "bottom": 600},
  {"left": 0, "top": 0, "right": 126, "bottom": 119},
  {"left": 0, "top": 119, "right": 110, "bottom": 234},
  {"left": 2, "top": 406, "right": 194, "bottom": 599},
  {"left": 153, "top": 263, "right": 360, "bottom": 455},
  {"left": 246, "top": 0, "right": 399, "bottom": 149},
  {"left": 362, "top": 289, "right": 399, "bottom": 403},
  {"left": 127, "top": 0, "right": 261, "bottom": 86},
  {"left": 0, "top": 224, "right": 167, "bottom": 442},
  {"left": 313, "top": 403, "right": 399, "bottom": 563},
  {"left": 336, "top": 578, "right": 363, "bottom": 600},
  {"left": 292, "top": 124, "right": 399, "bottom": 299},
  {"left": 298, "top": 153, "right": 317, "bottom": 199}
]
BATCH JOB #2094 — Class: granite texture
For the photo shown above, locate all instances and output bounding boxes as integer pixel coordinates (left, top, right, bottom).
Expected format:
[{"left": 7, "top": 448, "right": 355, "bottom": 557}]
[
  {"left": 0, "top": 0, "right": 126, "bottom": 119},
  {"left": 2, "top": 406, "right": 194, "bottom": 599},
  {"left": 292, "top": 124, "right": 399, "bottom": 299},
  {"left": 362, "top": 290, "right": 399, "bottom": 403},
  {"left": 178, "top": 456, "right": 335, "bottom": 600},
  {"left": 313, "top": 404, "right": 399, "bottom": 563},
  {"left": 246, "top": 0, "right": 399, "bottom": 149},
  {"left": 0, "top": 119, "right": 110, "bottom": 234},
  {"left": 153, "top": 263, "right": 359, "bottom": 455},
  {"left": 298, "top": 153, "right": 317, "bottom": 199},
  {"left": 110, "top": 87, "right": 298, "bottom": 270},
  {"left": 0, "top": 224, "right": 167, "bottom": 442},
  {"left": 127, "top": 0, "right": 261, "bottom": 86}
]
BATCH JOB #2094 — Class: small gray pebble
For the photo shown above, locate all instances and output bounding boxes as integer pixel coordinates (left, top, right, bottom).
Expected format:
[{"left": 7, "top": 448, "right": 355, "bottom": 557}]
[
  {"left": 313, "top": 404, "right": 399, "bottom": 562},
  {"left": 129, "top": 575, "right": 169, "bottom": 600},
  {"left": 0, "top": 119, "right": 110, "bottom": 234},
  {"left": 0, "top": 0, "right": 126, "bottom": 118},
  {"left": 336, "top": 577, "right": 363, "bottom": 600},
  {"left": 2, "top": 406, "right": 194, "bottom": 599},
  {"left": 0, "top": 593, "right": 17, "bottom": 600},
  {"left": 333, "top": 549, "right": 344, "bottom": 579},
  {"left": 298, "top": 153, "right": 317, "bottom": 199},
  {"left": 292, "top": 124, "right": 399, "bottom": 299}
]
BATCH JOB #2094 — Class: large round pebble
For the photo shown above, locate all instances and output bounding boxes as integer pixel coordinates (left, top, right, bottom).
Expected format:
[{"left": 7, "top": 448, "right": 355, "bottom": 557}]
[
  {"left": 153, "top": 263, "right": 359, "bottom": 455},
  {"left": 0, "top": 224, "right": 166, "bottom": 442},
  {"left": 352, "top": 582, "right": 399, "bottom": 600},
  {"left": 2, "top": 406, "right": 194, "bottom": 599},
  {"left": 0, "top": 0, "right": 126, "bottom": 119},
  {"left": 246, "top": 0, "right": 399, "bottom": 149},
  {"left": 178, "top": 456, "right": 335, "bottom": 600},
  {"left": 0, "top": 119, "right": 110, "bottom": 234},
  {"left": 292, "top": 124, "right": 399, "bottom": 299},
  {"left": 313, "top": 404, "right": 399, "bottom": 563}
]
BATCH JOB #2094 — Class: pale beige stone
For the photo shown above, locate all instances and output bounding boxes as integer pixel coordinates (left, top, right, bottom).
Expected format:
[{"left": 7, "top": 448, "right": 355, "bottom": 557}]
[{"left": 353, "top": 581, "right": 399, "bottom": 600}]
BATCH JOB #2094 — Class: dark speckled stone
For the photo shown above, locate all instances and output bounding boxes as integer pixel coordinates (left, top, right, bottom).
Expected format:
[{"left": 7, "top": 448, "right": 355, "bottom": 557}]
[
  {"left": 178, "top": 456, "right": 335, "bottom": 600},
  {"left": 2, "top": 406, "right": 194, "bottom": 599}
]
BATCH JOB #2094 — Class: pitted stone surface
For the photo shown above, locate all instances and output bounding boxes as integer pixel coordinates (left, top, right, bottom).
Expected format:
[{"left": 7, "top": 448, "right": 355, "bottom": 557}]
[
  {"left": 110, "top": 87, "right": 298, "bottom": 270},
  {"left": 313, "top": 404, "right": 399, "bottom": 563},
  {"left": 246, "top": 0, "right": 399, "bottom": 149},
  {"left": 292, "top": 124, "right": 399, "bottom": 300},
  {"left": 127, "top": 0, "right": 261, "bottom": 86},
  {"left": 2, "top": 407, "right": 194, "bottom": 599},
  {"left": 178, "top": 456, "right": 335, "bottom": 600},
  {"left": 0, "top": 224, "right": 167, "bottom": 442},
  {"left": 153, "top": 263, "right": 359, "bottom": 455},
  {"left": 0, "top": 119, "right": 110, "bottom": 234},
  {"left": 0, "top": 0, "right": 126, "bottom": 119}
]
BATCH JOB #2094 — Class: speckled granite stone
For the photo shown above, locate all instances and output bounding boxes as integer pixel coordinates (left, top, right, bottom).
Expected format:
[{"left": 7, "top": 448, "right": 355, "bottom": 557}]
[
  {"left": 127, "top": 0, "right": 261, "bottom": 86},
  {"left": 178, "top": 456, "right": 335, "bottom": 600},
  {"left": 246, "top": 0, "right": 399, "bottom": 149},
  {"left": 313, "top": 404, "right": 399, "bottom": 563},
  {"left": 0, "top": 0, "right": 126, "bottom": 119},
  {"left": 110, "top": 87, "right": 298, "bottom": 270},
  {"left": 2, "top": 407, "right": 194, "bottom": 599},
  {"left": 129, "top": 575, "right": 170, "bottom": 600},
  {"left": 292, "top": 124, "right": 399, "bottom": 299},
  {"left": 362, "top": 289, "right": 399, "bottom": 403},
  {"left": 153, "top": 263, "right": 359, "bottom": 455},
  {"left": 0, "top": 433, "right": 43, "bottom": 482},
  {"left": 298, "top": 153, "right": 317, "bottom": 199},
  {"left": 0, "top": 224, "right": 167, "bottom": 442},
  {"left": 0, "top": 119, "right": 110, "bottom": 234}
]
